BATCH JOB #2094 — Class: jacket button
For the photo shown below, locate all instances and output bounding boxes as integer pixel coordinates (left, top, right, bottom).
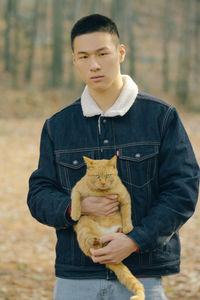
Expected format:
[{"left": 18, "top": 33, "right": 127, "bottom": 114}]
[
  {"left": 103, "top": 119, "right": 107, "bottom": 123},
  {"left": 135, "top": 153, "right": 141, "bottom": 158},
  {"left": 73, "top": 160, "right": 78, "bottom": 165},
  {"left": 103, "top": 139, "right": 109, "bottom": 144}
]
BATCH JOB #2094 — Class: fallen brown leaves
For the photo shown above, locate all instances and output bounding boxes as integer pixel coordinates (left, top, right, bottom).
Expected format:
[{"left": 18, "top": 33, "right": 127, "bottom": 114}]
[
  {"left": 0, "top": 119, "right": 55, "bottom": 299},
  {"left": 0, "top": 113, "right": 199, "bottom": 299}
]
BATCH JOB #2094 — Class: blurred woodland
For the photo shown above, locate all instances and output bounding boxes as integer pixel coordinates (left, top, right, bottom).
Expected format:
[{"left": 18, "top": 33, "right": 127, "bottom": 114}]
[
  {"left": 0, "top": 1, "right": 200, "bottom": 299},
  {"left": 0, "top": 0, "right": 200, "bottom": 118}
]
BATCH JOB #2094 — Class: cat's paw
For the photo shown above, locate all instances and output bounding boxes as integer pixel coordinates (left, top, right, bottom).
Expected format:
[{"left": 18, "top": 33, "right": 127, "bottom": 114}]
[
  {"left": 93, "top": 237, "right": 101, "bottom": 246},
  {"left": 87, "top": 237, "right": 102, "bottom": 249},
  {"left": 123, "top": 224, "right": 134, "bottom": 234},
  {"left": 71, "top": 210, "right": 81, "bottom": 221}
]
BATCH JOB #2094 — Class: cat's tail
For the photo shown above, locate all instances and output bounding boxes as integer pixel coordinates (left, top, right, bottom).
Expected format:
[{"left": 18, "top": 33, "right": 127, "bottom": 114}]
[{"left": 106, "top": 263, "right": 145, "bottom": 300}]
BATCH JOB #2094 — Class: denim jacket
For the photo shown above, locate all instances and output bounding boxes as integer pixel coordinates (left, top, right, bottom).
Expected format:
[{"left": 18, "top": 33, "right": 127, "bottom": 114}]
[{"left": 27, "top": 92, "right": 199, "bottom": 279}]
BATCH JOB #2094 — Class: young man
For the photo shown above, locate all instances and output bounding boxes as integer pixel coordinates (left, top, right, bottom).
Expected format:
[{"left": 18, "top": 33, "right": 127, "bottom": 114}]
[{"left": 27, "top": 14, "right": 199, "bottom": 300}]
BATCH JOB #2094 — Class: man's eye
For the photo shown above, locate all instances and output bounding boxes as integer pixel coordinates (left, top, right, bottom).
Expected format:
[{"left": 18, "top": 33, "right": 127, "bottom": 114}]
[
  {"left": 79, "top": 56, "right": 88, "bottom": 59},
  {"left": 99, "top": 53, "right": 108, "bottom": 56}
]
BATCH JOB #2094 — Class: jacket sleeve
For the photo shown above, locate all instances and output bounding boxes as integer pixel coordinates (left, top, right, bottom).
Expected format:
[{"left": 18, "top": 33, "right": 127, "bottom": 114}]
[
  {"left": 27, "top": 120, "right": 76, "bottom": 229},
  {"left": 128, "top": 107, "right": 200, "bottom": 252}
]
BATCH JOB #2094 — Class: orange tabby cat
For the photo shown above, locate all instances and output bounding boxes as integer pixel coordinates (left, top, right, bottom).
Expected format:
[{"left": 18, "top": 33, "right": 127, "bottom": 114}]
[{"left": 71, "top": 156, "right": 145, "bottom": 300}]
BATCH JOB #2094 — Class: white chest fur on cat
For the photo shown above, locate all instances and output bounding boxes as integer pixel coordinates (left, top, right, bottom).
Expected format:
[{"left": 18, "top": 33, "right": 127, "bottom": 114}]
[{"left": 99, "top": 225, "right": 121, "bottom": 235}]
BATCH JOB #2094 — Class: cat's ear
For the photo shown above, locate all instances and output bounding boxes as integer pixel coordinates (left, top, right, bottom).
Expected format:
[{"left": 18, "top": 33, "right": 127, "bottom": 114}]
[
  {"left": 109, "top": 155, "right": 117, "bottom": 168},
  {"left": 83, "top": 156, "right": 94, "bottom": 167}
]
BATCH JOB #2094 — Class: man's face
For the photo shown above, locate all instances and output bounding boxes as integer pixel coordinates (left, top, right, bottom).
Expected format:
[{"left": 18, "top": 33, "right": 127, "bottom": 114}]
[{"left": 72, "top": 32, "right": 125, "bottom": 92}]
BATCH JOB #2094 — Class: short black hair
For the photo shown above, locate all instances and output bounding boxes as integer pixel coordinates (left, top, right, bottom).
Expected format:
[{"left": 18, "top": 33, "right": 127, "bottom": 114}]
[{"left": 71, "top": 14, "right": 120, "bottom": 51}]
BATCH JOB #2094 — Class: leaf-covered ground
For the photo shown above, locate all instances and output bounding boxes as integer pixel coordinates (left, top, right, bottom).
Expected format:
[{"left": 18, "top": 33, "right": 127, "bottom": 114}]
[{"left": 0, "top": 113, "right": 199, "bottom": 299}]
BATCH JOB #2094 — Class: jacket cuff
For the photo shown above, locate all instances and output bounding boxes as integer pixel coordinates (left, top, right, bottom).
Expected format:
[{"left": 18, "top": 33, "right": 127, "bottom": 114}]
[
  {"left": 64, "top": 203, "right": 77, "bottom": 227},
  {"left": 127, "top": 227, "right": 150, "bottom": 253}
]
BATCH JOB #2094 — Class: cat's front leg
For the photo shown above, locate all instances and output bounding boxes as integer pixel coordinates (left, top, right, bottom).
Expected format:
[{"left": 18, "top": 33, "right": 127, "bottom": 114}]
[
  {"left": 71, "top": 188, "right": 82, "bottom": 221},
  {"left": 118, "top": 191, "right": 134, "bottom": 234},
  {"left": 120, "top": 203, "right": 134, "bottom": 234}
]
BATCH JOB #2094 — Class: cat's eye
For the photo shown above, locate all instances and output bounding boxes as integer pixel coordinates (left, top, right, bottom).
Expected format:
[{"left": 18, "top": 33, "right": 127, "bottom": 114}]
[
  {"left": 106, "top": 174, "right": 111, "bottom": 178},
  {"left": 95, "top": 175, "right": 100, "bottom": 179}
]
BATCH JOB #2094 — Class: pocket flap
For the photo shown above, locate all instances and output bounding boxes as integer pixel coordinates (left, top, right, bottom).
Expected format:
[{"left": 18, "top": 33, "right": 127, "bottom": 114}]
[
  {"left": 119, "top": 145, "right": 158, "bottom": 162},
  {"left": 56, "top": 151, "right": 93, "bottom": 169}
]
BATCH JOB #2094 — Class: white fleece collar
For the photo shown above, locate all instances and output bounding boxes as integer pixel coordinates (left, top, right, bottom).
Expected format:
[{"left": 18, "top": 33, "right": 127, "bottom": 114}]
[{"left": 81, "top": 75, "right": 138, "bottom": 117}]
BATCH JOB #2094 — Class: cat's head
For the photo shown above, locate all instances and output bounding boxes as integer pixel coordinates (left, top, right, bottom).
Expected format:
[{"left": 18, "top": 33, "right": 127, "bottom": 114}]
[{"left": 83, "top": 156, "right": 118, "bottom": 190}]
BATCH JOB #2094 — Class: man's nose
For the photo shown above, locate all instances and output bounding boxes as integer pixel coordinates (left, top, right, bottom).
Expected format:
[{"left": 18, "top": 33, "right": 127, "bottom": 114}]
[{"left": 90, "top": 56, "right": 100, "bottom": 71}]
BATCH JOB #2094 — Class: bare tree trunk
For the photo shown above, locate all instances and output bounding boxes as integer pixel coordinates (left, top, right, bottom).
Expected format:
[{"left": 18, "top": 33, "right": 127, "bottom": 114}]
[
  {"left": 89, "top": 0, "right": 103, "bottom": 13},
  {"left": 25, "top": 0, "right": 40, "bottom": 82},
  {"left": 39, "top": 0, "right": 50, "bottom": 88},
  {"left": 162, "top": 0, "right": 172, "bottom": 92},
  {"left": 67, "top": 0, "right": 83, "bottom": 89},
  {"left": 110, "top": 0, "right": 125, "bottom": 32},
  {"left": 4, "top": 0, "right": 13, "bottom": 72},
  {"left": 129, "top": 30, "right": 135, "bottom": 79},
  {"left": 12, "top": 0, "right": 20, "bottom": 88},
  {"left": 51, "top": 0, "right": 64, "bottom": 87},
  {"left": 176, "top": 0, "right": 192, "bottom": 105},
  {"left": 127, "top": 2, "right": 136, "bottom": 78},
  {"left": 110, "top": 0, "right": 136, "bottom": 77},
  {"left": 194, "top": 0, "right": 200, "bottom": 85}
]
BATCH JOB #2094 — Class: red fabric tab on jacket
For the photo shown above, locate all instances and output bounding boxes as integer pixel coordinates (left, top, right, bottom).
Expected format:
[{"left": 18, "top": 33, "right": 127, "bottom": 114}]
[
  {"left": 135, "top": 246, "right": 140, "bottom": 252},
  {"left": 67, "top": 204, "right": 71, "bottom": 216}
]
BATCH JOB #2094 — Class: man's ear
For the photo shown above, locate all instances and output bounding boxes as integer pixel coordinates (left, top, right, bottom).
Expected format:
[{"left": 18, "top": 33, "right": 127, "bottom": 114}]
[
  {"left": 119, "top": 44, "right": 126, "bottom": 63},
  {"left": 72, "top": 53, "right": 76, "bottom": 65}
]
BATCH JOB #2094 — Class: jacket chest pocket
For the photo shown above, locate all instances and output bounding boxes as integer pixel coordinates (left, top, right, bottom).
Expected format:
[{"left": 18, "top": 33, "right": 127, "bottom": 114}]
[
  {"left": 55, "top": 151, "right": 94, "bottom": 191},
  {"left": 118, "top": 145, "right": 158, "bottom": 188}
]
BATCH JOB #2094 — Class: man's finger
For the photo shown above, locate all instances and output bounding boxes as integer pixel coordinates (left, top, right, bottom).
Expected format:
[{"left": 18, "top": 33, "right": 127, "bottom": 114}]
[
  {"left": 91, "top": 254, "right": 112, "bottom": 264},
  {"left": 107, "top": 202, "right": 119, "bottom": 209},
  {"left": 100, "top": 233, "right": 115, "bottom": 244},
  {"left": 105, "top": 208, "right": 118, "bottom": 216},
  {"left": 90, "top": 246, "right": 108, "bottom": 257},
  {"left": 105, "top": 194, "right": 118, "bottom": 200},
  {"left": 105, "top": 204, "right": 119, "bottom": 215}
]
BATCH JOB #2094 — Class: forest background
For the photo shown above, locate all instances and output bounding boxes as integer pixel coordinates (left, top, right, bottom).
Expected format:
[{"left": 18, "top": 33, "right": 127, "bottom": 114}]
[
  {"left": 0, "top": 0, "right": 200, "bottom": 116},
  {"left": 0, "top": 0, "right": 200, "bottom": 299}
]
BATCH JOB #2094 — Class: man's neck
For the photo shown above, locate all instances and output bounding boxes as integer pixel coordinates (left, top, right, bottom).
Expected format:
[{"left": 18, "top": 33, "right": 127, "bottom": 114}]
[{"left": 88, "top": 76, "right": 125, "bottom": 113}]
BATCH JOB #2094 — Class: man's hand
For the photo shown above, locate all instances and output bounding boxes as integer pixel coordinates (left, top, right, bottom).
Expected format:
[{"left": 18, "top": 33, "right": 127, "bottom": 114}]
[
  {"left": 90, "top": 233, "right": 139, "bottom": 264},
  {"left": 81, "top": 195, "right": 119, "bottom": 218}
]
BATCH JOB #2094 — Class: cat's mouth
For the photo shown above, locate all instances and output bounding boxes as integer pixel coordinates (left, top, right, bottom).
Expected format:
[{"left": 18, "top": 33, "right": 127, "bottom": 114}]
[{"left": 98, "top": 186, "right": 110, "bottom": 190}]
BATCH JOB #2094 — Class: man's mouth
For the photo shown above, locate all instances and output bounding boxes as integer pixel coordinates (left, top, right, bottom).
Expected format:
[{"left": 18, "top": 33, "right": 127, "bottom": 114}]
[{"left": 90, "top": 76, "right": 104, "bottom": 81}]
